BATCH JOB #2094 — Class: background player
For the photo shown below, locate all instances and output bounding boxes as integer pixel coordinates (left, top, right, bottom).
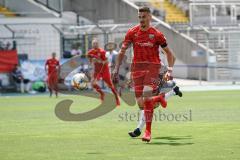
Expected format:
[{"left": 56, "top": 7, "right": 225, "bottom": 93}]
[
  {"left": 105, "top": 42, "right": 119, "bottom": 90},
  {"left": 113, "top": 7, "right": 176, "bottom": 142},
  {"left": 87, "top": 39, "right": 120, "bottom": 106},
  {"left": 45, "top": 52, "right": 60, "bottom": 98}
]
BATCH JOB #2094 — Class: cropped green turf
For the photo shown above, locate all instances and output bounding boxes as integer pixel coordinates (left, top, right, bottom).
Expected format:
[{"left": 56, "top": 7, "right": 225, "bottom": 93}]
[{"left": 0, "top": 90, "right": 240, "bottom": 160}]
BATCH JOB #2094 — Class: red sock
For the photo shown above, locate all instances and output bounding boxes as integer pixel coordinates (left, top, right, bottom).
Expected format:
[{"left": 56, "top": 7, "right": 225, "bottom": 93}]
[
  {"left": 110, "top": 86, "right": 120, "bottom": 106},
  {"left": 110, "top": 87, "right": 117, "bottom": 99},
  {"left": 144, "top": 99, "right": 154, "bottom": 133},
  {"left": 152, "top": 93, "right": 167, "bottom": 108},
  {"left": 93, "top": 84, "right": 104, "bottom": 100}
]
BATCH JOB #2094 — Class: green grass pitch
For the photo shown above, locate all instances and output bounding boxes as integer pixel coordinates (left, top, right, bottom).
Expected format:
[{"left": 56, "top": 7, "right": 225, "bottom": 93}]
[{"left": 0, "top": 90, "right": 240, "bottom": 160}]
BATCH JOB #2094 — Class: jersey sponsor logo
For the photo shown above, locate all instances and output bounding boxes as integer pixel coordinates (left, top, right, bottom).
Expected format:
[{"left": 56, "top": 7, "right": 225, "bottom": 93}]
[
  {"left": 149, "top": 34, "right": 155, "bottom": 39},
  {"left": 135, "top": 41, "right": 154, "bottom": 47}
]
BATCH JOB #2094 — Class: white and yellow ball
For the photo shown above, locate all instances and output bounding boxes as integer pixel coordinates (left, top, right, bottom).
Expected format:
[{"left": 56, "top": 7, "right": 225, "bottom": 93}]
[{"left": 71, "top": 73, "right": 89, "bottom": 90}]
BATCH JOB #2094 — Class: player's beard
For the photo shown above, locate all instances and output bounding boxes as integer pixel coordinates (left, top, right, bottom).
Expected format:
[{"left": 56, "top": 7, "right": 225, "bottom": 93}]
[
  {"left": 140, "top": 21, "right": 150, "bottom": 30},
  {"left": 140, "top": 22, "right": 146, "bottom": 29}
]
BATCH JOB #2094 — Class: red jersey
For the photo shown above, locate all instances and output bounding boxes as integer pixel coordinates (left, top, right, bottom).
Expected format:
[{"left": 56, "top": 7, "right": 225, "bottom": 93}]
[
  {"left": 88, "top": 48, "right": 108, "bottom": 72},
  {"left": 45, "top": 58, "right": 59, "bottom": 75},
  {"left": 122, "top": 25, "right": 167, "bottom": 64}
]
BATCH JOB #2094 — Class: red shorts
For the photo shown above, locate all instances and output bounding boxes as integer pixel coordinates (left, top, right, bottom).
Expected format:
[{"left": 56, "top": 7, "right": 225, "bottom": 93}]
[
  {"left": 93, "top": 68, "right": 113, "bottom": 87},
  {"left": 131, "top": 63, "right": 160, "bottom": 98},
  {"left": 47, "top": 73, "right": 58, "bottom": 89}
]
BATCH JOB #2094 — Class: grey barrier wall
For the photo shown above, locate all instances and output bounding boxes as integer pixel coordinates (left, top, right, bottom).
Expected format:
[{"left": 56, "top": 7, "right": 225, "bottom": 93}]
[
  {"left": 0, "top": 0, "right": 5, "bottom": 6},
  {"left": 3, "top": 0, "right": 55, "bottom": 17},
  {"left": 157, "top": 24, "right": 209, "bottom": 80},
  {"left": 63, "top": 0, "right": 138, "bottom": 23},
  {"left": 35, "top": 0, "right": 62, "bottom": 13}
]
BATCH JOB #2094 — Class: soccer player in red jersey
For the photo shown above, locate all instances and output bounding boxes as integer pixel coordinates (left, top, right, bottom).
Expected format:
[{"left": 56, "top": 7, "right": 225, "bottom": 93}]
[
  {"left": 113, "top": 7, "right": 176, "bottom": 142},
  {"left": 87, "top": 39, "right": 120, "bottom": 106},
  {"left": 45, "top": 52, "right": 60, "bottom": 98}
]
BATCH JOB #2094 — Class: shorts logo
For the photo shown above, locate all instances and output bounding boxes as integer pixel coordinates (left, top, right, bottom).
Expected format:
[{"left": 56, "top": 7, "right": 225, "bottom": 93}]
[{"left": 149, "top": 34, "right": 155, "bottom": 39}]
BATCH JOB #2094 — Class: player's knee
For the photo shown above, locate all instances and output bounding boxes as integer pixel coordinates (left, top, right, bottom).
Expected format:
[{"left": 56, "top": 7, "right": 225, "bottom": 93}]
[
  {"left": 142, "top": 86, "right": 153, "bottom": 98},
  {"left": 91, "top": 81, "right": 96, "bottom": 86},
  {"left": 167, "top": 80, "right": 176, "bottom": 88},
  {"left": 172, "top": 80, "right": 176, "bottom": 86}
]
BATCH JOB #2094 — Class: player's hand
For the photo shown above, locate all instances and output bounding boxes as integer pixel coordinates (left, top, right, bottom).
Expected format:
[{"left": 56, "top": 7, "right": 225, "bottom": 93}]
[
  {"left": 126, "top": 79, "right": 133, "bottom": 88},
  {"left": 92, "top": 58, "right": 101, "bottom": 63},
  {"left": 163, "top": 69, "right": 173, "bottom": 81},
  {"left": 102, "top": 60, "right": 108, "bottom": 64}
]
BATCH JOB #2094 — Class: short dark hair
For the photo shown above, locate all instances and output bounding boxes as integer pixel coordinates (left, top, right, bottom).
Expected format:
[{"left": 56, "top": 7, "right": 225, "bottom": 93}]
[{"left": 138, "top": 7, "right": 151, "bottom": 13}]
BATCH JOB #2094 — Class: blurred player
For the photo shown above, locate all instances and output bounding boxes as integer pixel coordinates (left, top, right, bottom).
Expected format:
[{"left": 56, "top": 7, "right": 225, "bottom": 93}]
[
  {"left": 105, "top": 42, "right": 130, "bottom": 96},
  {"left": 105, "top": 42, "right": 118, "bottom": 72},
  {"left": 45, "top": 52, "right": 60, "bottom": 98},
  {"left": 113, "top": 7, "right": 177, "bottom": 142},
  {"left": 105, "top": 42, "right": 119, "bottom": 89},
  {"left": 87, "top": 39, "right": 120, "bottom": 106},
  {"left": 116, "top": 55, "right": 131, "bottom": 96}
]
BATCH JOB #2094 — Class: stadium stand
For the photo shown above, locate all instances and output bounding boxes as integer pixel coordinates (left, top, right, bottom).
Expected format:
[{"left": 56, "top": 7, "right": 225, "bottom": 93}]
[
  {"left": 61, "top": 0, "right": 139, "bottom": 23},
  {"left": 150, "top": 0, "right": 189, "bottom": 23},
  {"left": 0, "top": 5, "right": 16, "bottom": 17},
  {"left": 0, "top": 0, "right": 58, "bottom": 17}
]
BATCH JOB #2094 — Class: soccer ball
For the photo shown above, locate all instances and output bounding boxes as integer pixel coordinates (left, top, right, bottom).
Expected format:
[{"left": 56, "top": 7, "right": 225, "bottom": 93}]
[{"left": 71, "top": 73, "right": 89, "bottom": 90}]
